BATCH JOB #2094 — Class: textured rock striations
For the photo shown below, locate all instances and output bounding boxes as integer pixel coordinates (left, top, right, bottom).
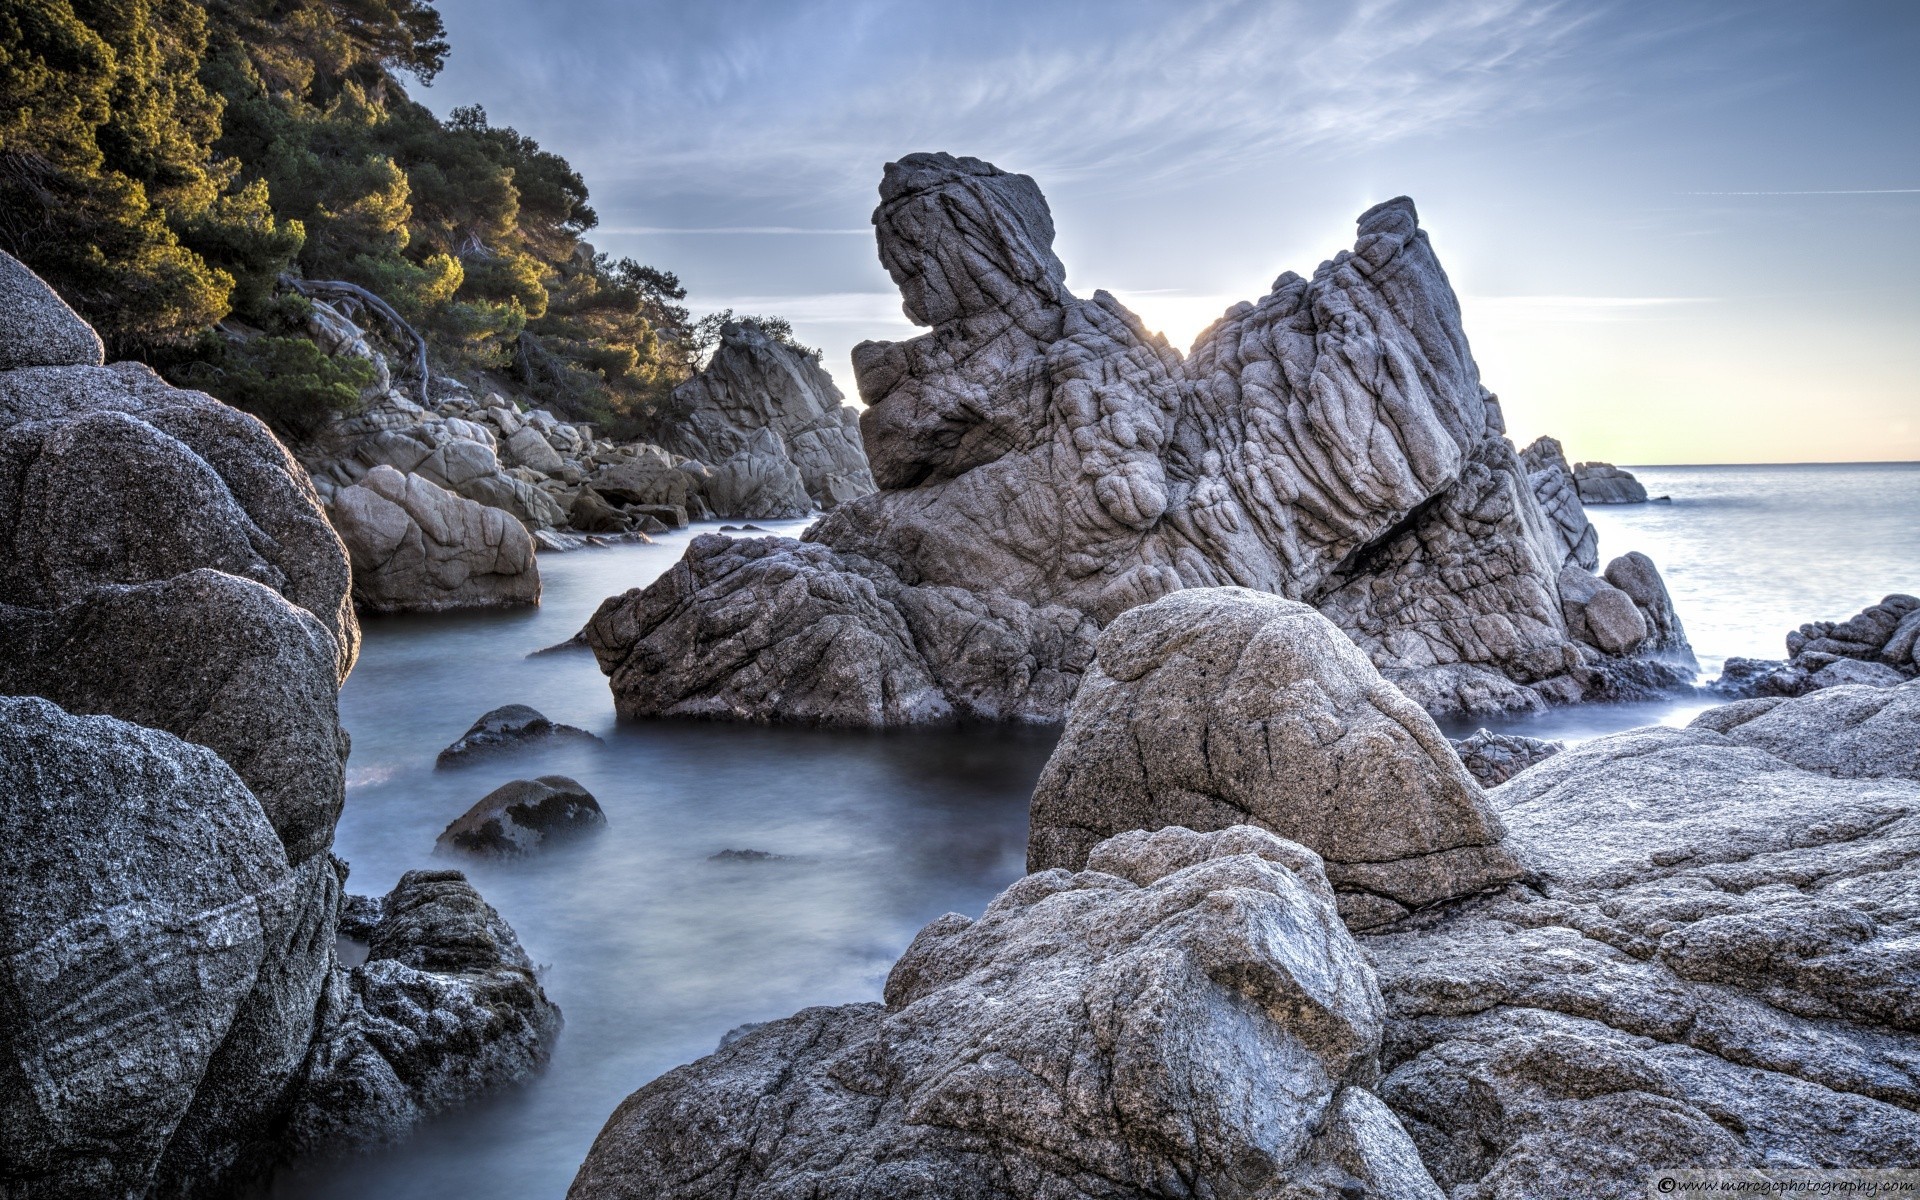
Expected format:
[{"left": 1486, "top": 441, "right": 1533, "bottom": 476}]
[
  {"left": 328, "top": 464, "right": 540, "bottom": 612},
  {"left": 1573, "top": 460, "right": 1651, "bottom": 504},
  {"left": 1717, "top": 593, "right": 1919, "bottom": 697},
  {"left": 661, "top": 320, "right": 876, "bottom": 516},
  {"left": 0, "top": 259, "right": 558, "bottom": 1198},
  {"left": 1519, "top": 436, "right": 1598, "bottom": 571},
  {"left": 1028, "top": 590, "right": 1524, "bottom": 928},
  {"left": 569, "top": 824, "right": 1444, "bottom": 1199},
  {"left": 587, "top": 153, "right": 1692, "bottom": 725}
]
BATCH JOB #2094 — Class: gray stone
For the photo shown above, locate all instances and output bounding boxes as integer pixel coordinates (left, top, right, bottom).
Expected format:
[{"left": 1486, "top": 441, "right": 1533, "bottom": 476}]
[
  {"left": 1572, "top": 460, "right": 1650, "bottom": 504},
  {"left": 568, "top": 825, "right": 1441, "bottom": 1199},
  {"left": 328, "top": 464, "right": 540, "bottom": 613},
  {"left": 0, "top": 250, "right": 104, "bottom": 369},
  {"left": 437, "top": 776, "right": 606, "bottom": 857},
  {"left": 1519, "top": 435, "right": 1599, "bottom": 571},
  {"left": 1693, "top": 678, "right": 1920, "bottom": 780},
  {"left": 1451, "top": 729, "right": 1564, "bottom": 787},
  {"left": 1714, "top": 594, "right": 1919, "bottom": 697},
  {"left": 1557, "top": 564, "right": 1648, "bottom": 654},
  {"left": 1027, "top": 589, "right": 1524, "bottom": 927},
  {"left": 436, "top": 703, "right": 602, "bottom": 767},
  {"left": 289, "top": 870, "right": 563, "bottom": 1152}
]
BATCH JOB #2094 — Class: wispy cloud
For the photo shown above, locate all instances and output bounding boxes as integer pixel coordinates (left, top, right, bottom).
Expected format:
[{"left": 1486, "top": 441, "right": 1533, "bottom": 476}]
[{"left": 1678, "top": 189, "right": 1920, "bottom": 196}]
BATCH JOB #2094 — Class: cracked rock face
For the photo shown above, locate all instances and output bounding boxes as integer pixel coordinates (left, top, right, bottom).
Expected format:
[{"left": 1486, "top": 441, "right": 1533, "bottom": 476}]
[
  {"left": 328, "top": 464, "right": 540, "bottom": 612},
  {"left": 662, "top": 321, "right": 876, "bottom": 516},
  {"left": 1028, "top": 589, "right": 1524, "bottom": 929},
  {"left": 589, "top": 152, "right": 1690, "bottom": 725},
  {"left": 1519, "top": 436, "right": 1598, "bottom": 571},
  {"left": 569, "top": 824, "right": 1444, "bottom": 1200},
  {"left": 1717, "top": 593, "right": 1919, "bottom": 698}
]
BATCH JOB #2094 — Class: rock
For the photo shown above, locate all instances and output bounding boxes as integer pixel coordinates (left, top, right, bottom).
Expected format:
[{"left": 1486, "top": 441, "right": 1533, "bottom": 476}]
[
  {"left": 329, "top": 464, "right": 540, "bottom": 612},
  {"left": 0, "top": 249, "right": 105, "bottom": 369},
  {"left": 305, "top": 298, "right": 391, "bottom": 396},
  {"left": 436, "top": 776, "right": 606, "bottom": 857},
  {"left": 594, "top": 152, "right": 1689, "bottom": 726},
  {"left": 629, "top": 503, "right": 686, "bottom": 529},
  {"left": 435, "top": 703, "right": 602, "bottom": 766},
  {"left": 1603, "top": 550, "right": 1691, "bottom": 657},
  {"left": 0, "top": 359, "right": 358, "bottom": 678},
  {"left": 289, "top": 870, "right": 563, "bottom": 1151},
  {"left": 1451, "top": 729, "right": 1564, "bottom": 787},
  {"left": 1692, "top": 678, "right": 1920, "bottom": 780},
  {"left": 569, "top": 824, "right": 1442, "bottom": 1199},
  {"left": 708, "top": 848, "right": 788, "bottom": 862},
  {"left": 583, "top": 534, "right": 1094, "bottom": 726},
  {"left": 1027, "top": 589, "right": 1524, "bottom": 928},
  {"left": 1572, "top": 460, "right": 1650, "bottom": 503},
  {"left": 1519, "top": 435, "right": 1599, "bottom": 570},
  {"left": 1714, "top": 594, "right": 1920, "bottom": 697},
  {"left": 1558, "top": 564, "right": 1648, "bottom": 654},
  {"left": 0, "top": 696, "right": 334, "bottom": 1199},
  {"left": 661, "top": 320, "right": 877, "bottom": 513},
  {"left": 567, "top": 487, "right": 630, "bottom": 533},
  {"left": 0, "top": 569, "right": 349, "bottom": 863},
  {"left": 504, "top": 423, "right": 567, "bottom": 474}
]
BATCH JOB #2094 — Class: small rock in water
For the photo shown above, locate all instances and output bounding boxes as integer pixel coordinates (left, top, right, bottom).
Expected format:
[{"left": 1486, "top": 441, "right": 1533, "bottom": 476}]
[
  {"left": 437, "top": 775, "right": 606, "bottom": 857},
  {"left": 708, "top": 848, "right": 788, "bottom": 862},
  {"left": 436, "top": 703, "right": 602, "bottom": 766}
]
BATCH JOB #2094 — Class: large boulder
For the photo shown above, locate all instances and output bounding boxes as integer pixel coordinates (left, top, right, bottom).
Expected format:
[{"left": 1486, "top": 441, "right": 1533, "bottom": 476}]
[
  {"left": 591, "top": 153, "right": 1689, "bottom": 726},
  {"left": 436, "top": 776, "right": 607, "bottom": 857},
  {"left": 569, "top": 825, "right": 1443, "bottom": 1199},
  {"left": 328, "top": 464, "right": 540, "bottom": 613},
  {"left": 1028, "top": 589, "right": 1524, "bottom": 929},
  {"left": 1573, "top": 460, "right": 1650, "bottom": 504},
  {"left": 583, "top": 534, "right": 1093, "bottom": 725},
  {"left": 0, "top": 250, "right": 105, "bottom": 369},
  {"left": 661, "top": 320, "right": 876, "bottom": 514}
]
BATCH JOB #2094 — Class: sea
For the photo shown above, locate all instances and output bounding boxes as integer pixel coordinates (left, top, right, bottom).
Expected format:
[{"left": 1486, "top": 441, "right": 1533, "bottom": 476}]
[{"left": 268, "top": 461, "right": 1920, "bottom": 1200}]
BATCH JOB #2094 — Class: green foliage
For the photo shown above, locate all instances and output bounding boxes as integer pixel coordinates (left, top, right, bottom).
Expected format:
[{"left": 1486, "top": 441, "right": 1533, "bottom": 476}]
[
  {"left": 170, "top": 332, "right": 376, "bottom": 439},
  {"left": 2, "top": 0, "right": 753, "bottom": 437}
]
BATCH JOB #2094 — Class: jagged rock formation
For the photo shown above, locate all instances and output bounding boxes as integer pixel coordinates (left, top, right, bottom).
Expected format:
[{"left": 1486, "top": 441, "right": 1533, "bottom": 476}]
[
  {"left": 1519, "top": 436, "right": 1598, "bottom": 570},
  {"left": 435, "top": 703, "right": 602, "bottom": 766},
  {"left": 1574, "top": 460, "right": 1651, "bottom": 503},
  {"left": 436, "top": 776, "right": 606, "bottom": 857},
  {"left": 1717, "top": 593, "right": 1919, "bottom": 697},
  {"left": 1027, "top": 590, "right": 1524, "bottom": 929},
  {"left": 328, "top": 464, "right": 540, "bottom": 612},
  {"left": 569, "top": 824, "right": 1445, "bottom": 1199},
  {"left": 587, "top": 153, "right": 1692, "bottom": 725},
  {"left": 0, "top": 257, "right": 558, "bottom": 1197},
  {"left": 661, "top": 320, "right": 876, "bottom": 516},
  {"left": 1450, "top": 729, "right": 1564, "bottom": 787}
]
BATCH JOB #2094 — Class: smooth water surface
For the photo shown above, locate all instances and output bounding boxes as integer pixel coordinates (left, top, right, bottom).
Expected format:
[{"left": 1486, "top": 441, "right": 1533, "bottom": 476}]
[{"left": 275, "top": 463, "right": 1917, "bottom": 1198}]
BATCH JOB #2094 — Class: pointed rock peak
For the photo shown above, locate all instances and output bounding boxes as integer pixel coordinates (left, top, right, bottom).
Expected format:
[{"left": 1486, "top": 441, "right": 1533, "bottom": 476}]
[
  {"left": 872, "top": 151, "right": 1069, "bottom": 327},
  {"left": 1029, "top": 587, "right": 1525, "bottom": 929},
  {"left": 0, "top": 251, "right": 105, "bottom": 370}
]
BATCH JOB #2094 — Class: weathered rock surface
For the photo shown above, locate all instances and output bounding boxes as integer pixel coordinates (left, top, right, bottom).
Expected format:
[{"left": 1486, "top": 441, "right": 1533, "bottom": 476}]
[
  {"left": 329, "top": 464, "right": 540, "bottom": 612},
  {"left": 1029, "top": 589, "right": 1524, "bottom": 929},
  {"left": 0, "top": 249, "right": 105, "bottom": 369},
  {"left": 0, "top": 256, "right": 557, "bottom": 1196},
  {"left": 1717, "top": 593, "right": 1919, "bottom": 698},
  {"left": 661, "top": 320, "right": 876, "bottom": 516},
  {"left": 435, "top": 703, "right": 602, "bottom": 767},
  {"left": 1691, "top": 679, "right": 1920, "bottom": 780},
  {"left": 1573, "top": 460, "right": 1651, "bottom": 504},
  {"left": 437, "top": 776, "right": 607, "bottom": 857},
  {"left": 290, "top": 870, "right": 562, "bottom": 1151},
  {"left": 1450, "top": 729, "right": 1564, "bottom": 787},
  {"left": 569, "top": 824, "right": 1443, "bottom": 1199},
  {"left": 584, "top": 533, "right": 1093, "bottom": 726},
  {"left": 1518, "top": 436, "right": 1598, "bottom": 571},
  {"left": 592, "top": 152, "right": 1691, "bottom": 725}
]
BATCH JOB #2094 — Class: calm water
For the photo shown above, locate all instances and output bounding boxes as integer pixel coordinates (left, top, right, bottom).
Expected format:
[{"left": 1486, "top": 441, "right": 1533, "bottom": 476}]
[{"left": 274, "top": 463, "right": 1917, "bottom": 1199}]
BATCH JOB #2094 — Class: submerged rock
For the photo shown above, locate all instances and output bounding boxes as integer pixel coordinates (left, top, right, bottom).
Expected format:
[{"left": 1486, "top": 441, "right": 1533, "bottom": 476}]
[
  {"left": 589, "top": 152, "right": 1691, "bottom": 726},
  {"left": 435, "top": 703, "right": 602, "bottom": 766},
  {"left": 1573, "top": 460, "right": 1651, "bottom": 503},
  {"left": 1716, "top": 593, "right": 1919, "bottom": 697},
  {"left": 437, "top": 775, "right": 607, "bottom": 857},
  {"left": 569, "top": 825, "right": 1443, "bottom": 1199},
  {"left": 1029, "top": 589, "right": 1524, "bottom": 929},
  {"left": 329, "top": 464, "right": 540, "bottom": 612}
]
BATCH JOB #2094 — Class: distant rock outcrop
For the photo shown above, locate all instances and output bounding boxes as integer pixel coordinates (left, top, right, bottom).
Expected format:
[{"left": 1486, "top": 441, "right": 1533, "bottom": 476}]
[
  {"left": 1574, "top": 459, "right": 1651, "bottom": 503},
  {"left": 1027, "top": 589, "right": 1524, "bottom": 929},
  {"left": 328, "top": 464, "right": 540, "bottom": 612},
  {"left": 661, "top": 321, "right": 876, "bottom": 517},
  {"left": 0, "top": 254, "right": 558, "bottom": 1196},
  {"left": 569, "top": 824, "right": 1445, "bottom": 1199},
  {"left": 586, "top": 153, "right": 1693, "bottom": 725},
  {"left": 1716, "top": 593, "right": 1920, "bottom": 697}
]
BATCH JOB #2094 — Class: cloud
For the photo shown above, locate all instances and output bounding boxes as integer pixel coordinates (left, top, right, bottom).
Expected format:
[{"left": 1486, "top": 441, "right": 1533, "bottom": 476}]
[
  {"left": 1463, "top": 295, "right": 1714, "bottom": 323},
  {"left": 1677, "top": 189, "right": 1920, "bottom": 196}
]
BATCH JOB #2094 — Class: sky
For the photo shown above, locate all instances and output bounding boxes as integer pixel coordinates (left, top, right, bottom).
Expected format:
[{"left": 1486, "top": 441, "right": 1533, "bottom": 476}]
[{"left": 417, "top": 0, "right": 1920, "bottom": 464}]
